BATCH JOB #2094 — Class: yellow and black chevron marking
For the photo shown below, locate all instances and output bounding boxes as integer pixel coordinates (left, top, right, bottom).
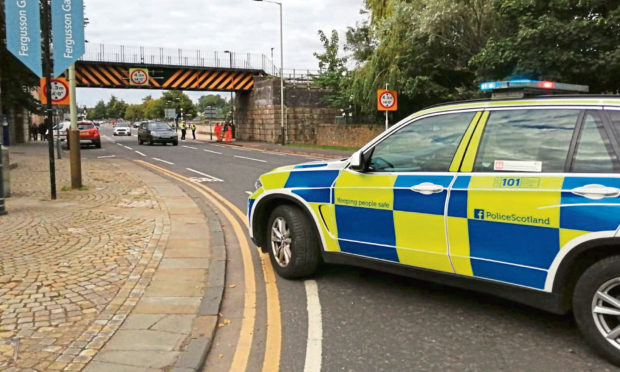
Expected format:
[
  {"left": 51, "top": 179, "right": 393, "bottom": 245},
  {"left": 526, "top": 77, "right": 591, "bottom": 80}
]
[{"left": 74, "top": 62, "right": 261, "bottom": 91}]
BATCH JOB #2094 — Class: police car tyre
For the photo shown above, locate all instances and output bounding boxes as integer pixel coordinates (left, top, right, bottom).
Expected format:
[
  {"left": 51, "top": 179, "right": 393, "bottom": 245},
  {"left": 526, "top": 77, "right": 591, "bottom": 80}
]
[
  {"left": 267, "top": 205, "right": 320, "bottom": 279},
  {"left": 173, "top": 141, "right": 178, "bottom": 146},
  {"left": 573, "top": 255, "right": 620, "bottom": 366}
]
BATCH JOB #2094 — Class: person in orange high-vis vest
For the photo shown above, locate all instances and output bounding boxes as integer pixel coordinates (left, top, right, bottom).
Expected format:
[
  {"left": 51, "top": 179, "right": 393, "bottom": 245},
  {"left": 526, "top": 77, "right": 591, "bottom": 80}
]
[
  {"left": 214, "top": 123, "right": 222, "bottom": 142},
  {"left": 224, "top": 124, "right": 232, "bottom": 142}
]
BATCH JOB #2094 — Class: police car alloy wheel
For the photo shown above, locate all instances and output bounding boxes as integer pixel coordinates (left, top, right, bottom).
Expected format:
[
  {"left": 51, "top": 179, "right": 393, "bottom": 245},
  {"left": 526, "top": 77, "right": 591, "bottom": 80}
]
[
  {"left": 267, "top": 205, "right": 320, "bottom": 278},
  {"left": 573, "top": 256, "right": 620, "bottom": 366}
]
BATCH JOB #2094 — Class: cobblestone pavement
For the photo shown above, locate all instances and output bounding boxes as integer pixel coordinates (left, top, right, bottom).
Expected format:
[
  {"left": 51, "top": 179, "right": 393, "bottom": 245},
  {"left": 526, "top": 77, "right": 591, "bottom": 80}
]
[{"left": 0, "top": 144, "right": 168, "bottom": 371}]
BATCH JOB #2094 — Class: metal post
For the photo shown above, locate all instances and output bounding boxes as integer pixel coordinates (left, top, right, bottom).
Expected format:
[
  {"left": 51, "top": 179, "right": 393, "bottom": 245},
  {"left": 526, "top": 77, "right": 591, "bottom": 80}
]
[
  {"left": 278, "top": 2, "right": 285, "bottom": 145},
  {"left": 385, "top": 83, "right": 389, "bottom": 130},
  {"left": 0, "top": 46, "right": 6, "bottom": 215},
  {"left": 68, "top": 64, "right": 82, "bottom": 189},
  {"left": 41, "top": 0, "right": 57, "bottom": 200}
]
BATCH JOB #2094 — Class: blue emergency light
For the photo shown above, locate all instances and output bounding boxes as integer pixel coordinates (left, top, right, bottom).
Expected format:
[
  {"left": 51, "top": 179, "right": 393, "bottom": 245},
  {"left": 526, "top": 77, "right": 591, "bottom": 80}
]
[{"left": 479, "top": 79, "right": 589, "bottom": 98}]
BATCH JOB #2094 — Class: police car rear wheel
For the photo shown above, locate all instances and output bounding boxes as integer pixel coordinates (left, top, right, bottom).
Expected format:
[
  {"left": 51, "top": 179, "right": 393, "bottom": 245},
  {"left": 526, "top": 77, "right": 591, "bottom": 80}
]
[
  {"left": 267, "top": 205, "right": 320, "bottom": 279},
  {"left": 573, "top": 256, "right": 620, "bottom": 366}
]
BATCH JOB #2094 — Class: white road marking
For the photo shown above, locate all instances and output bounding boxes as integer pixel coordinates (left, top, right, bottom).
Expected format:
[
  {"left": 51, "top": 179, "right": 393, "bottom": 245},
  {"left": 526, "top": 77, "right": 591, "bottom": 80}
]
[
  {"left": 245, "top": 191, "right": 252, "bottom": 195},
  {"left": 304, "top": 280, "right": 322, "bottom": 372},
  {"left": 97, "top": 155, "right": 116, "bottom": 159},
  {"left": 135, "top": 151, "right": 146, "bottom": 157},
  {"left": 183, "top": 145, "right": 198, "bottom": 150},
  {"left": 116, "top": 143, "right": 123, "bottom": 146},
  {"left": 186, "top": 168, "right": 224, "bottom": 182},
  {"left": 152, "top": 158, "right": 174, "bottom": 165},
  {"left": 234, "top": 155, "right": 267, "bottom": 163},
  {"left": 203, "top": 149, "right": 223, "bottom": 155},
  {"left": 123, "top": 146, "right": 133, "bottom": 150}
]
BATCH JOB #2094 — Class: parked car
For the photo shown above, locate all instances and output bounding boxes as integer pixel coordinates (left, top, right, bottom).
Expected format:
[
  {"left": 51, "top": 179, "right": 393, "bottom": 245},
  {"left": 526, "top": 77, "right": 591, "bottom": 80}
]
[
  {"left": 248, "top": 80, "right": 620, "bottom": 366},
  {"left": 67, "top": 121, "right": 101, "bottom": 148},
  {"left": 138, "top": 122, "right": 178, "bottom": 146},
  {"left": 52, "top": 121, "right": 70, "bottom": 142},
  {"left": 113, "top": 125, "right": 131, "bottom": 136}
]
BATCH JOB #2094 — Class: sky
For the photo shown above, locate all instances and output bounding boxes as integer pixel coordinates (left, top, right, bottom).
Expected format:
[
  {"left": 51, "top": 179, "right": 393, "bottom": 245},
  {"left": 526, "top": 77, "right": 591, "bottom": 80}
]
[{"left": 77, "top": 0, "right": 366, "bottom": 107}]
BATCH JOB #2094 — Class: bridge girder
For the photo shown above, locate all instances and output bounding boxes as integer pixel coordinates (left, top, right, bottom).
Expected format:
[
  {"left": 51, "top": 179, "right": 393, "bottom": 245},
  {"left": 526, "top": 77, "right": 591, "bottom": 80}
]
[{"left": 72, "top": 61, "right": 264, "bottom": 92}]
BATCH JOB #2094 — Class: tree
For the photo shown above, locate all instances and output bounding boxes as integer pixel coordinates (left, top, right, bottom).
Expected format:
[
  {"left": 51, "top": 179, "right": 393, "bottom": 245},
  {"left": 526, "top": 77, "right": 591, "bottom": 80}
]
[
  {"left": 472, "top": 0, "right": 620, "bottom": 93},
  {"left": 160, "top": 91, "right": 196, "bottom": 119},
  {"left": 105, "top": 96, "right": 128, "bottom": 119},
  {"left": 124, "top": 104, "right": 144, "bottom": 122},
  {"left": 196, "top": 94, "right": 229, "bottom": 118},
  {"left": 351, "top": 0, "right": 498, "bottom": 116},
  {"left": 313, "top": 30, "right": 353, "bottom": 112},
  {"left": 345, "top": 13, "right": 376, "bottom": 66},
  {"left": 88, "top": 100, "right": 107, "bottom": 120}
]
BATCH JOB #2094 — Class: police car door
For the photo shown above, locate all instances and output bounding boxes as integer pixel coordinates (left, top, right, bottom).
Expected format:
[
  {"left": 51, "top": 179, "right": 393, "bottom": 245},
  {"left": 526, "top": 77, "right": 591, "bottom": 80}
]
[
  {"left": 451, "top": 107, "right": 620, "bottom": 290},
  {"left": 331, "top": 111, "right": 479, "bottom": 272}
]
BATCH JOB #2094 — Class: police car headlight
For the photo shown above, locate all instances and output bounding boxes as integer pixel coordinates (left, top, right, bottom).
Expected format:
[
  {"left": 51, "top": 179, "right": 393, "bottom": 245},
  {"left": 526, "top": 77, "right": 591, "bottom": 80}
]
[{"left": 254, "top": 178, "right": 263, "bottom": 191}]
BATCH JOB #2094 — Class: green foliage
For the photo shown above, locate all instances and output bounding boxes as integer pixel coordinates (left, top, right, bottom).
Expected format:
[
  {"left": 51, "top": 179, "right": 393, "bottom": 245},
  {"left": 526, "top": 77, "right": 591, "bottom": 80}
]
[
  {"left": 352, "top": 0, "right": 498, "bottom": 116},
  {"left": 196, "top": 94, "right": 230, "bottom": 118},
  {"left": 88, "top": 100, "right": 107, "bottom": 120},
  {"left": 161, "top": 90, "right": 196, "bottom": 119},
  {"left": 472, "top": 0, "right": 620, "bottom": 93},
  {"left": 313, "top": 30, "right": 353, "bottom": 113},
  {"left": 105, "top": 96, "right": 128, "bottom": 119}
]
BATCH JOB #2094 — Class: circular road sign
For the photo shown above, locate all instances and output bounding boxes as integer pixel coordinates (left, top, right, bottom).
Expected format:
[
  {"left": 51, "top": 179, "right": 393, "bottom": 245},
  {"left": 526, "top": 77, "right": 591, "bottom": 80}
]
[
  {"left": 380, "top": 91, "right": 395, "bottom": 109},
  {"left": 50, "top": 79, "right": 69, "bottom": 102},
  {"left": 377, "top": 89, "right": 398, "bottom": 111},
  {"left": 130, "top": 68, "right": 149, "bottom": 86}
]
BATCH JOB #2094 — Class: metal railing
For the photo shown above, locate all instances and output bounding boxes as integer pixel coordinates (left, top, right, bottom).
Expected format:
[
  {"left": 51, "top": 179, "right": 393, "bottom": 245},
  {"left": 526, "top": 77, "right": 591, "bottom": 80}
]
[{"left": 80, "top": 43, "right": 279, "bottom": 72}]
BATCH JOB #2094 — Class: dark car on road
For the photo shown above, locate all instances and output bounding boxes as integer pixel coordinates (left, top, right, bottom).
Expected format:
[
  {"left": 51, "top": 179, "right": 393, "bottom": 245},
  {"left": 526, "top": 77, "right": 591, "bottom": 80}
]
[{"left": 138, "top": 122, "right": 178, "bottom": 146}]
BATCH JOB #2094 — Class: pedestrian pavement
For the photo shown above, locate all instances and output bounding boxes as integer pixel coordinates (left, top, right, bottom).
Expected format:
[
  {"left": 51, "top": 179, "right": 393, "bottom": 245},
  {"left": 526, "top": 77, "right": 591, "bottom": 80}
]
[
  {"left": 0, "top": 143, "right": 224, "bottom": 372},
  {"left": 192, "top": 129, "right": 354, "bottom": 159}
]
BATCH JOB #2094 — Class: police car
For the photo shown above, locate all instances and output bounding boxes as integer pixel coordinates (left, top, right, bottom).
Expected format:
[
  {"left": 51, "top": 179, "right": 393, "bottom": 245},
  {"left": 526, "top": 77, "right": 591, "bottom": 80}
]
[{"left": 247, "top": 80, "right": 620, "bottom": 365}]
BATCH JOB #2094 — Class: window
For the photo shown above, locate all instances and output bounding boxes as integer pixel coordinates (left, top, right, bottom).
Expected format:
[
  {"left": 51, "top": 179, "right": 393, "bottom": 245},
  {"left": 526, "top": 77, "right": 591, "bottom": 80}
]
[
  {"left": 368, "top": 112, "right": 476, "bottom": 172},
  {"left": 474, "top": 109, "right": 580, "bottom": 173},
  {"left": 572, "top": 113, "right": 619, "bottom": 173},
  {"left": 608, "top": 110, "right": 620, "bottom": 138}
]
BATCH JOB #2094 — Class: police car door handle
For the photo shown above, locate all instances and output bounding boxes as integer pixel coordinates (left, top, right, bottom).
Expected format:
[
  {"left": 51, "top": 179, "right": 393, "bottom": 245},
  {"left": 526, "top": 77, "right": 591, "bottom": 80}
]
[
  {"left": 411, "top": 183, "right": 445, "bottom": 195},
  {"left": 571, "top": 184, "right": 620, "bottom": 200}
]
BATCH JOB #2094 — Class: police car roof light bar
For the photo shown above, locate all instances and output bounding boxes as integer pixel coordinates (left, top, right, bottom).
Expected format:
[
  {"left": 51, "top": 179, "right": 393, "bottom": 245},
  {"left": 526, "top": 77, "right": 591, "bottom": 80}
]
[{"left": 480, "top": 79, "right": 589, "bottom": 100}]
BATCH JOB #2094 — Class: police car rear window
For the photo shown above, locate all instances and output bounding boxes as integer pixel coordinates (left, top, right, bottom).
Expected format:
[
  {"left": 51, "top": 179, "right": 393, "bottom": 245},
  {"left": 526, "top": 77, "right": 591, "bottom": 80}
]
[{"left": 474, "top": 109, "right": 580, "bottom": 173}]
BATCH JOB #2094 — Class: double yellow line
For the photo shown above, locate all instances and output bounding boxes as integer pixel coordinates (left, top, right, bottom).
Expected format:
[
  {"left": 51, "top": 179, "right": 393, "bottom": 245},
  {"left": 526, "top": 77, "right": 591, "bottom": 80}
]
[{"left": 136, "top": 160, "right": 281, "bottom": 372}]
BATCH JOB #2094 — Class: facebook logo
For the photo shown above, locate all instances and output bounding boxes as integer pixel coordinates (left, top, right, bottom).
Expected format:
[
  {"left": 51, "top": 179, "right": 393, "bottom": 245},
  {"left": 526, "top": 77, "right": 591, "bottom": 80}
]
[{"left": 474, "top": 209, "right": 486, "bottom": 220}]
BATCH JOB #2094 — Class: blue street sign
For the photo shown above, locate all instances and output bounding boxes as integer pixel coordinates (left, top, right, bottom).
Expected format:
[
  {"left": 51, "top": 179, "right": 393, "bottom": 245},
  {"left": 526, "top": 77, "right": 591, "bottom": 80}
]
[
  {"left": 4, "top": 0, "right": 43, "bottom": 77},
  {"left": 51, "top": 0, "right": 85, "bottom": 77}
]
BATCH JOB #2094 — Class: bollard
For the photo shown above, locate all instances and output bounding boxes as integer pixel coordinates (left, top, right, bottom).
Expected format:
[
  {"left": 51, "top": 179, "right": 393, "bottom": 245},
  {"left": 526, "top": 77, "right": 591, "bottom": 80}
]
[{"left": 68, "top": 129, "right": 82, "bottom": 189}]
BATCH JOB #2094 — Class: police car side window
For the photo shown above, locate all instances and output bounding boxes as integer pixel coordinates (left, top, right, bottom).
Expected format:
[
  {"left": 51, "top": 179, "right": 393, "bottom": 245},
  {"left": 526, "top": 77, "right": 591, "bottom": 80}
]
[
  {"left": 368, "top": 112, "right": 475, "bottom": 172},
  {"left": 474, "top": 109, "right": 580, "bottom": 173},
  {"left": 572, "top": 113, "right": 619, "bottom": 173}
]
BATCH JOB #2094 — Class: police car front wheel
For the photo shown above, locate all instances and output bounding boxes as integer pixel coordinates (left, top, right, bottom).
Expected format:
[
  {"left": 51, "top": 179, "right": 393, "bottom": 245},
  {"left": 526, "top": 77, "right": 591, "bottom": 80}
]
[
  {"left": 267, "top": 205, "right": 320, "bottom": 279},
  {"left": 573, "top": 255, "right": 620, "bottom": 366}
]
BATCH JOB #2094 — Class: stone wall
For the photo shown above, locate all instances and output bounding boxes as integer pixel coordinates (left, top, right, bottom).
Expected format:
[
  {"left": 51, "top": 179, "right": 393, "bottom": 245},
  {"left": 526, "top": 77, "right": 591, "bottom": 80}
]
[{"left": 235, "top": 77, "right": 382, "bottom": 147}]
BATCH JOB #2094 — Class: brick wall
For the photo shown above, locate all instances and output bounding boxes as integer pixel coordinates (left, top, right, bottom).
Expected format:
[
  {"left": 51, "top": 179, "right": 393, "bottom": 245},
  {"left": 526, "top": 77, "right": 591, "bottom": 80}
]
[{"left": 314, "top": 123, "right": 384, "bottom": 148}]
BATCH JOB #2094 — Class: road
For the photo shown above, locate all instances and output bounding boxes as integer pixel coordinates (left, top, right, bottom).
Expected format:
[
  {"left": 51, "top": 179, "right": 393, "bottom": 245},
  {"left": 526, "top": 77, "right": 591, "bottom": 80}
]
[{"left": 80, "top": 125, "right": 616, "bottom": 371}]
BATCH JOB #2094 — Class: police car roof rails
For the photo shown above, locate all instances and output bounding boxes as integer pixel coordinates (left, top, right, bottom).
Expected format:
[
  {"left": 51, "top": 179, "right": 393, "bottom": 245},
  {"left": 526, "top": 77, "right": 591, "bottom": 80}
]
[{"left": 480, "top": 79, "right": 589, "bottom": 100}]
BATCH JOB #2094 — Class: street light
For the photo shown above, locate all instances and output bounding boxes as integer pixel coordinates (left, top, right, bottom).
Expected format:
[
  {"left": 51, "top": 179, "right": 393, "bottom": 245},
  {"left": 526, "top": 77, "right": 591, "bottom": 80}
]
[
  {"left": 253, "top": 0, "right": 285, "bottom": 145},
  {"left": 224, "top": 51, "right": 235, "bottom": 131}
]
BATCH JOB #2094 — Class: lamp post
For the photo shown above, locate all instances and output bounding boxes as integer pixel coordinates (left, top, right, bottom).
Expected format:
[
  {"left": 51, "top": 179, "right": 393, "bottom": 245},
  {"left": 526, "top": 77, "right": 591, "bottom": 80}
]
[
  {"left": 224, "top": 51, "right": 235, "bottom": 131},
  {"left": 270, "top": 47, "right": 275, "bottom": 75},
  {"left": 253, "top": 0, "right": 285, "bottom": 145}
]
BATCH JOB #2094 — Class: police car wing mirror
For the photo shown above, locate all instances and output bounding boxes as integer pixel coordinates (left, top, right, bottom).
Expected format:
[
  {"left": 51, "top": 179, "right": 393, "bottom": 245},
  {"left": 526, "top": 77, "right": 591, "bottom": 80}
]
[{"left": 349, "top": 150, "right": 365, "bottom": 171}]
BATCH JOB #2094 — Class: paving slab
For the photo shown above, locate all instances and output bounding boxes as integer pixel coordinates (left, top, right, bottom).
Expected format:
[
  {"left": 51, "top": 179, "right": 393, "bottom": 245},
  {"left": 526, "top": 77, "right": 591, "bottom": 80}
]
[
  {"left": 91, "top": 350, "right": 180, "bottom": 369},
  {"left": 132, "top": 297, "right": 201, "bottom": 314},
  {"left": 103, "top": 330, "right": 186, "bottom": 351}
]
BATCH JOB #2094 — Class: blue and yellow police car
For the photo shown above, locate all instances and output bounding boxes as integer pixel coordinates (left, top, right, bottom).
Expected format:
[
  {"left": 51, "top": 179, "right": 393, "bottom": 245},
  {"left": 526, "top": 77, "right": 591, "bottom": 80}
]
[{"left": 248, "top": 80, "right": 620, "bottom": 365}]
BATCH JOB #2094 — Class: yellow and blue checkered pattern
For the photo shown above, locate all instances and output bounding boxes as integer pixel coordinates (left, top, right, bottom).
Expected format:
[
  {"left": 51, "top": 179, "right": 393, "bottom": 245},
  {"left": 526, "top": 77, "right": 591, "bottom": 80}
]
[{"left": 250, "top": 168, "right": 620, "bottom": 291}]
